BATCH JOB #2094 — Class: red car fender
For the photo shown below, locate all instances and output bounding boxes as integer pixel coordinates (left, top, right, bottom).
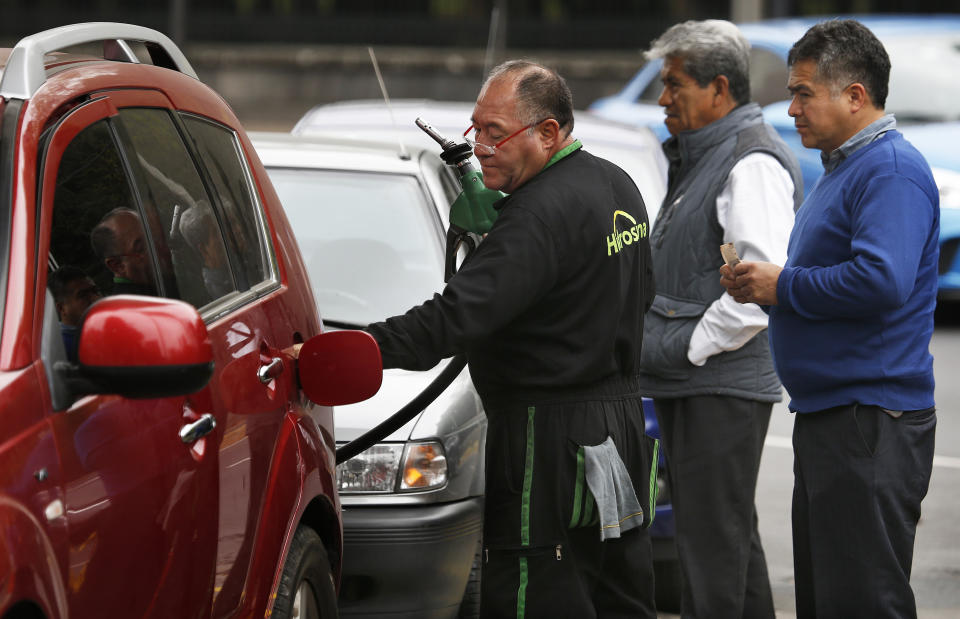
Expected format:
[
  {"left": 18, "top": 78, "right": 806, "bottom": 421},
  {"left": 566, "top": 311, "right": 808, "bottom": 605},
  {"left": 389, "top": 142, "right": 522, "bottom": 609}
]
[
  {"left": 236, "top": 407, "right": 341, "bottom": 617},
  {"left": 0, "top": 498, "right": 68, "bottom": 619}
]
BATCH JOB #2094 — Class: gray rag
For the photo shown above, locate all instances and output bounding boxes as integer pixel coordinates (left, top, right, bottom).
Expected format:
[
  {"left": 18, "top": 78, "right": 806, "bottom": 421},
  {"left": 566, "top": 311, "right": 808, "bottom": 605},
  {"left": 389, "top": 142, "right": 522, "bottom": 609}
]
[{"left": 583, "top": 436, "right": 644, "bottom": 541}]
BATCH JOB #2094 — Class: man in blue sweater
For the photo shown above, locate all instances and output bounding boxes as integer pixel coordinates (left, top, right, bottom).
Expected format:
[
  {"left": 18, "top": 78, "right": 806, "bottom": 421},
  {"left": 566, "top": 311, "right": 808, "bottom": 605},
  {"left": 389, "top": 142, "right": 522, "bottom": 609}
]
[{"left": 721, "top": 20, "right": 938, "bottom": 618}]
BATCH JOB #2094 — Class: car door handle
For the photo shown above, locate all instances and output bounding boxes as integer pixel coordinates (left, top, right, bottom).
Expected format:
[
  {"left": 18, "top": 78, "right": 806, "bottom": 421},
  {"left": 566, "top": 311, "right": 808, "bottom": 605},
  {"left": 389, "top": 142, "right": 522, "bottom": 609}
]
[
  {"left": 258, "top": 357, "right": 284, "bottom": 384},
  {"left": 180, "top": 413, "right": 216, "bottom": 444}
]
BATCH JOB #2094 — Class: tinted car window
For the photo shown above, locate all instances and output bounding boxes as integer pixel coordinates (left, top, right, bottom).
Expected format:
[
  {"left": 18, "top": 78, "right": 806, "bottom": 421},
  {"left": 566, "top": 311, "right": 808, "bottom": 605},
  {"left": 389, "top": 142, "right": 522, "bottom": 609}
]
[
  {"left": 182, "top": 115, "right": 274, "bottom": 290},
  {"left": 50, "top": 119, "right": 143, "bottom": 294},
  {"left": 750, "top": 48, "right": 789, "bottom": 107},
  {"left": 118, "top": 108, "right": 236, "bottom": 308},
  {"left": 267, "top": 168, "right": 443, "bottom": 326}
]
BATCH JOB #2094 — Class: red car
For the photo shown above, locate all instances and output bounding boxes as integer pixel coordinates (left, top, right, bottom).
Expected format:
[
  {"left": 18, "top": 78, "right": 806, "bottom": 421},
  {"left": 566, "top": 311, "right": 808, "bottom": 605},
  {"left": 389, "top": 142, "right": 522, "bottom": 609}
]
[{"left": 0, "top": 23, "right": 381, "bottom": 618}]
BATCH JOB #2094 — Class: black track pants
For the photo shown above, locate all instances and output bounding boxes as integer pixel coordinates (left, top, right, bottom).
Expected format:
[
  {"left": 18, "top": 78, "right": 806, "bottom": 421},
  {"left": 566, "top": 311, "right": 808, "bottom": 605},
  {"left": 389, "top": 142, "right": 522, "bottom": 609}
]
[{"left": 479, "top": 393, "right": 658, "bottom": 619}]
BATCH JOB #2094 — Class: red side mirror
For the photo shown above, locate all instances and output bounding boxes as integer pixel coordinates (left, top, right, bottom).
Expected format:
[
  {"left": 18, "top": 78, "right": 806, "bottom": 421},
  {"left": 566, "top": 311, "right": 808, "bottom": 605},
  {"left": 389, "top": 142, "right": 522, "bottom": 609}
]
[
  {"left": 76, "top": 295, "right": 214, "bottom": 399},
  {"left": 297, "top": 330, "right": 383, "bottom": 406}
]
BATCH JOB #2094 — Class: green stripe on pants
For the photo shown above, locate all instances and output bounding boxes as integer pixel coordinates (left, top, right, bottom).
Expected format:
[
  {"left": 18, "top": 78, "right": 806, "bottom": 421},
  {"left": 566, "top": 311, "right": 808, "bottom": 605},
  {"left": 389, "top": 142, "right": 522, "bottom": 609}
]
[
  {"left": 569, "top": 446, "right": 585, "bottom": 528},
  {"left": 648, "top": 438, "right": 659, "bottom": 526},
  {"left": 517, "top": 406, "right": 536, "bottom": 618}
]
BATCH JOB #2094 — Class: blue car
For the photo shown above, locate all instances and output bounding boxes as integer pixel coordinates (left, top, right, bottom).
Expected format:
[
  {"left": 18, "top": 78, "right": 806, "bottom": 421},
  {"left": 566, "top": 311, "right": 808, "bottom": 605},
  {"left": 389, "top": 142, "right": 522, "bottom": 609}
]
[{"left": 589, "top": 15, "right": 960, "bottom": 300}]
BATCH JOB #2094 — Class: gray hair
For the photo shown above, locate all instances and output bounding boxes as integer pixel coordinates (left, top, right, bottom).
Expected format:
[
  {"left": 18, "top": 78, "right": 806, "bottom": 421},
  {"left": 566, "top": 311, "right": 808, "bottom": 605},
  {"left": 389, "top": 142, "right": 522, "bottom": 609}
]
[
  {"left": 646, "top": 20, "right": 752, "bottom": 105},
  {"left": 179, "top": 202, "right": 215, "bottom": 249},
  {"left": 483, "top": 60, "right": 575, "bottom": 135}
]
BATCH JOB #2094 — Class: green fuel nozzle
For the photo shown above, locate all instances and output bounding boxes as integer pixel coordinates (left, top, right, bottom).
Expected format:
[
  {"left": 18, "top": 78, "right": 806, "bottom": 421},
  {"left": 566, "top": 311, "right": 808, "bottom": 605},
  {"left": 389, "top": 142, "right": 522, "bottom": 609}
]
[{"left": 416, "top": 117, "right": 504, "bottom": 280}]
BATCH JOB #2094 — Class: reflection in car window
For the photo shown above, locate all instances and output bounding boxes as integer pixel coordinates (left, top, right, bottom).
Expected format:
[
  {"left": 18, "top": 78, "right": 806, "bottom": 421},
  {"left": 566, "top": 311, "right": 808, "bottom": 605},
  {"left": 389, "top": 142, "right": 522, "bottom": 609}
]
[
  {"left": 50, "top": 120, "right": 142, "bottom": 296},
  {"left": 267, "top": 168, "right": 443, "bottom": 326},
  {"left": 181, "top": 115, "right": 273, "bottom": 290},
  {"left": 117, "top": 108, "right": 236, "bottom": 308}
]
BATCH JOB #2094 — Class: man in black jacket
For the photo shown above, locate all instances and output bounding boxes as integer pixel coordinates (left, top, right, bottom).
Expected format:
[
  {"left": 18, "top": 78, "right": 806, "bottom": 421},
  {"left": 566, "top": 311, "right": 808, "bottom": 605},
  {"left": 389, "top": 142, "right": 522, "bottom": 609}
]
[{"left": 366, "top": 60, "right": 657, "bottom": 618}]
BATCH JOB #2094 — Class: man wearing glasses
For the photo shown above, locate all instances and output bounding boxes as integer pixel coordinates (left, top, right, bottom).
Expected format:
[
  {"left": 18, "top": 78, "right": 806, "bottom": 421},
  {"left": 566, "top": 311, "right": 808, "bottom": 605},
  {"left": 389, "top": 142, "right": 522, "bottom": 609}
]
[
  {"left": 367, "top": 60, "right": 658, "bottom": 617},
  {"left": 91, "top": 207, "right": 157, "bottom": 296}
]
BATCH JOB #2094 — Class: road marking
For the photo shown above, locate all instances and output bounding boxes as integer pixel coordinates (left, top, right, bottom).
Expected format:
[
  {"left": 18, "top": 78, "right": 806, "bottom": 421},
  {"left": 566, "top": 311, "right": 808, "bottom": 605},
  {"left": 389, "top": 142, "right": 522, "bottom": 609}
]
[
  {"left": 765, "top": 435, "right": 792, "bottom": 449},
  {"left": 765, "top": 435, "right": 960, "bottom": 469}
]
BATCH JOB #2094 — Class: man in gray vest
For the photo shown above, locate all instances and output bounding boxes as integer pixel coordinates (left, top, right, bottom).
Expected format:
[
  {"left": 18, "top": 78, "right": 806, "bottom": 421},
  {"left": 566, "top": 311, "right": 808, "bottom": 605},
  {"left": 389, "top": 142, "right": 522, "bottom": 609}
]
[{"left": 637, "top": 20, "right": 802, "bottom": 618}]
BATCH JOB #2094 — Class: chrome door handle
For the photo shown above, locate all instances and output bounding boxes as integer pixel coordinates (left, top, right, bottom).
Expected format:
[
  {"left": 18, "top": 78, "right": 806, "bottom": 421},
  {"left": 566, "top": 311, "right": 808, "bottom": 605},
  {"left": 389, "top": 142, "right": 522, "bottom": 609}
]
[
  {"left": 258, "top": 357, "right": 284, "bottom": 384},
  {"left": 180, "top": 413, "right": 216, "bottom": 444}
]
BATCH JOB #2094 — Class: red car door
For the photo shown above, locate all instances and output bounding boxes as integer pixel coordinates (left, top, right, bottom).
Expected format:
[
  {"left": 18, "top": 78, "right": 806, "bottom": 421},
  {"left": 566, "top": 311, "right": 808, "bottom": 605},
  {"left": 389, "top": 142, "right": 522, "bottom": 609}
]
[
  {"left": 38, "top": 92, "right": 220, "bottom": 617},
  {"left": 173, "top": 114, "right": 305, "bottom": 617}
]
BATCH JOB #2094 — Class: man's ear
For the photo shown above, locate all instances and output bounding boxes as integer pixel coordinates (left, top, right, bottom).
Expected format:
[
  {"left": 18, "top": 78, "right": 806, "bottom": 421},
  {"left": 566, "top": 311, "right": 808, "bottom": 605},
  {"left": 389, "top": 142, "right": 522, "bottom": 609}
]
[
  {"left": 537, "top": 118, "right": 562, "bottom": 148},
  {"left": 713, "top": 75, "right": 731, "bottom": 103},
  {"left": 846, "top": 82, "right": 869, "bottom": 113}
]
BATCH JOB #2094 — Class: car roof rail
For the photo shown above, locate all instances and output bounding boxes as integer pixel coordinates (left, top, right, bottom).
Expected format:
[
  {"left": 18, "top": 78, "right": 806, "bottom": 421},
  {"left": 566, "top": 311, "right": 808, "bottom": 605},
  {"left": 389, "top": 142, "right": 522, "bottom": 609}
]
[{"left": 0, "top": 22, "right": 198, "bottom": 101}]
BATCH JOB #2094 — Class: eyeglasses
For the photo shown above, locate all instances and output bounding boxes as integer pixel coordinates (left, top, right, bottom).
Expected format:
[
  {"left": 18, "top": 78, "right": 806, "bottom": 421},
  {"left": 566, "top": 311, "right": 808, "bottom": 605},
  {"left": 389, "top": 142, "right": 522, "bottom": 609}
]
[
  {"left": 109, "top": 251, "right": 145, "bottom": 261},
  {"left": 463, "top": 118, "right": 552, "bottom": 156}
]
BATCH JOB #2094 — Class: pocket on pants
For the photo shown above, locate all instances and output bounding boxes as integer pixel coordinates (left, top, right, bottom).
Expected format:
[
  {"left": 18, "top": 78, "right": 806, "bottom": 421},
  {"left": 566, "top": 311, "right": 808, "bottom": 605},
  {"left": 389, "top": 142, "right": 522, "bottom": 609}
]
[
  {"left": 852, "top": 404, "right": 883, "bottom": 458},
  {"left": 482, "top": 543, "right": 587, "bottom": 619},
  {"left": 567, "top": 432, "right": 660, "bottom": 531}
]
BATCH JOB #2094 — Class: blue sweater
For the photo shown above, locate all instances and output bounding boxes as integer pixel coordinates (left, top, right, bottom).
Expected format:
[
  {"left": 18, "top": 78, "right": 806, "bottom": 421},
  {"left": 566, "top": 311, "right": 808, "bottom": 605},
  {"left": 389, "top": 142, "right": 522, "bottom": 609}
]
[{"left": 769, "top": 131, "right": 939, "bottom": 413}]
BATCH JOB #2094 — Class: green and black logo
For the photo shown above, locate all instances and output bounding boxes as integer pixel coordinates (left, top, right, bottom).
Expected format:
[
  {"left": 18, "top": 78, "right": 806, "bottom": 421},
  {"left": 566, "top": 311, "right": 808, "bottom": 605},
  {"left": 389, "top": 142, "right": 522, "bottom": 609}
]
[{"left": 606, "top": 210, "right": 647, "bottom": 256}]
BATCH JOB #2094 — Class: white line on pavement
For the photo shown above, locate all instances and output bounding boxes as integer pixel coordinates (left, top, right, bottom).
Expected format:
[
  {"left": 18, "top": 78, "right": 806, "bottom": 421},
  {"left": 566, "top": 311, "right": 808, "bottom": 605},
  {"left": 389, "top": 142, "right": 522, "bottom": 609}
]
[{"left": 764, "top": 435, "right": 960, "bottom": 469}]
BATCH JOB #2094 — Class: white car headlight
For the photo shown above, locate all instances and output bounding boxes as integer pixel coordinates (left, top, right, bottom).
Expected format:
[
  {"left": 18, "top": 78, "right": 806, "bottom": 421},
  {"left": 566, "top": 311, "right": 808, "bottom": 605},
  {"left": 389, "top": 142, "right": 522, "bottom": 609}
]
[
  {"left": 336, "top": 441, "right": 447, "bottom": 493},
  {"left": 932, "top": 166, "right": 960, "bottom": 210},
  {"left": 337, "top": 444, "right": 402, "bottom": 492}
]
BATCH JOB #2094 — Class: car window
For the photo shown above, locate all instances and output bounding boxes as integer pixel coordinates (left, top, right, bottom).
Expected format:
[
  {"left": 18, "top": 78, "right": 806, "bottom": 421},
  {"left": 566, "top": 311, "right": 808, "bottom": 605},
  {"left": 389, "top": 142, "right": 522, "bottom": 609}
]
[
  {"left": 433, "top": 158, "right": 462, "bottom": 205},
  {"left": 117, "top": 108, "right": 237, "bottom": 308},
  {"left": 750, "top": 48, "right": 789, "bottom": 107},
  {"left": 266, "top": 168, "right": 443, "bottom": 326},
  {"left": 638, "top": 68, "right": 662, "bottom": 104},
  {"left": 181, "top": 115, "right": 275, "bottom": 291},
  {"left": 49, "top": 119, "right": 145, "bottom": 296}
]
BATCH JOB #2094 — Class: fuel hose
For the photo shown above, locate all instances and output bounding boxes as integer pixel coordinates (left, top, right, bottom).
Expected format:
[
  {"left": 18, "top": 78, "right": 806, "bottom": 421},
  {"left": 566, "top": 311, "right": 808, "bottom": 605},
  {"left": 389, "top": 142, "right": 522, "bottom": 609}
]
[{"left": 334, "top": 354, "right": 467, "bottom": 464}]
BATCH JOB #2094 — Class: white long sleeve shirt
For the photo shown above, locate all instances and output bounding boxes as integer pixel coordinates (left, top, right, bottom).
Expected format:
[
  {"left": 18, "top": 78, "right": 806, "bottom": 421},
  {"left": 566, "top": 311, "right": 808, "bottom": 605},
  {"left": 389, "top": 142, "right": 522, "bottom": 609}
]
[{"left": 686, "top": 152, "right": 795, "bottom": 366}]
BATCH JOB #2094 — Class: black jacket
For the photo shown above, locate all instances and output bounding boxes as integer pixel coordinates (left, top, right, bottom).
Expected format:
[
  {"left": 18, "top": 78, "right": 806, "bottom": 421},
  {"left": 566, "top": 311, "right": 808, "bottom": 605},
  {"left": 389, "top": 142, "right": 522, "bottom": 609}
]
[{"left": 367, "top": 147, "right": 654, "bottom": 402}]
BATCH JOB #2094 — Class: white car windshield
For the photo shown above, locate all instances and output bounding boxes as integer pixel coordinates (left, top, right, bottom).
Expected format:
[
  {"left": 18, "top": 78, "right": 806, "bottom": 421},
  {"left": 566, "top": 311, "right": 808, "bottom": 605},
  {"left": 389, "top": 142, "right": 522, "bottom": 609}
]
[{"left": 268, "top": 168, "right": 444, "bottom": 326}]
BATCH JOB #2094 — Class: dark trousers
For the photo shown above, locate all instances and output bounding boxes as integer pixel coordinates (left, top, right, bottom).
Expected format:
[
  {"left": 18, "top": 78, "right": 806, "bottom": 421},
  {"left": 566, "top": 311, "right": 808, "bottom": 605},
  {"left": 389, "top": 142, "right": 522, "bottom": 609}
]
[
  {"left": 655, "top": 395, "right": 775, "bottom": 619},
  {"left": 480, "top": 393, "right": 657, "bottom": 619},
  {"left": 792, "top": 404, "right": 936, "bottom": 619}
]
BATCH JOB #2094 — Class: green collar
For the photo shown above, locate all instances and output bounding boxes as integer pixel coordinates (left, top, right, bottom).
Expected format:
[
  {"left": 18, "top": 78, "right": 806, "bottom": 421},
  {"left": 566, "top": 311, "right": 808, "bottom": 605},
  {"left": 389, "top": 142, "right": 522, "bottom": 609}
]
[
  {"left": 113, "top": 276, "right": 132, "bottom": 284},
  {"left": 543, "top": 139, "right": 582, "bottom": 172}
]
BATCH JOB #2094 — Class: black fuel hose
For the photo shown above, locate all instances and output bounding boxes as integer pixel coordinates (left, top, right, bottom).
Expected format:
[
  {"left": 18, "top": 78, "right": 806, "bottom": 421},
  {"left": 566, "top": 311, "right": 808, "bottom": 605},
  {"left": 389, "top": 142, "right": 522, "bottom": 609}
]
[{"left": 335, "top": 353, "right": 468, "bottom": 464}]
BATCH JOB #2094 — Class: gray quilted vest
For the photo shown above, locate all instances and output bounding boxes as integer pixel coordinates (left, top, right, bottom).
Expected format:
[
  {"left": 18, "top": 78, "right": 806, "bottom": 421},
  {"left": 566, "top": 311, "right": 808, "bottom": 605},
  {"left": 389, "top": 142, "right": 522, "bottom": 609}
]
[{"left": 637, "top": 103, "right": 802, "bottom": 401}]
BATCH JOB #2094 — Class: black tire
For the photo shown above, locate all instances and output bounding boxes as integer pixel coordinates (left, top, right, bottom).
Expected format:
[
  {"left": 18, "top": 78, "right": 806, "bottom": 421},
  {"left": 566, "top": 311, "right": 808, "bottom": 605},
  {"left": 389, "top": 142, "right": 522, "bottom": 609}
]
[
  {"left": 272, "top": 526, "right": 339, "bottom": 619},
  {"left": 654, "top": 559, "right": 683, "bottom": 613},
  {"left": 456, "top": 541, "right": 482, "bottom": 619}
]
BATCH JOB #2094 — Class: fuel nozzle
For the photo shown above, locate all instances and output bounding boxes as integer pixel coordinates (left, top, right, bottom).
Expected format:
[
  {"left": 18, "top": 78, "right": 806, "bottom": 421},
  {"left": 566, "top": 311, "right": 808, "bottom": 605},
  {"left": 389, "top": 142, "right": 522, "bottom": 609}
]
[
  {"left": 415, "top": 118, "right": 474, "bottom": 173},
  {"left": 416, "top": 116, "right": 504, "bottom": 281}
]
